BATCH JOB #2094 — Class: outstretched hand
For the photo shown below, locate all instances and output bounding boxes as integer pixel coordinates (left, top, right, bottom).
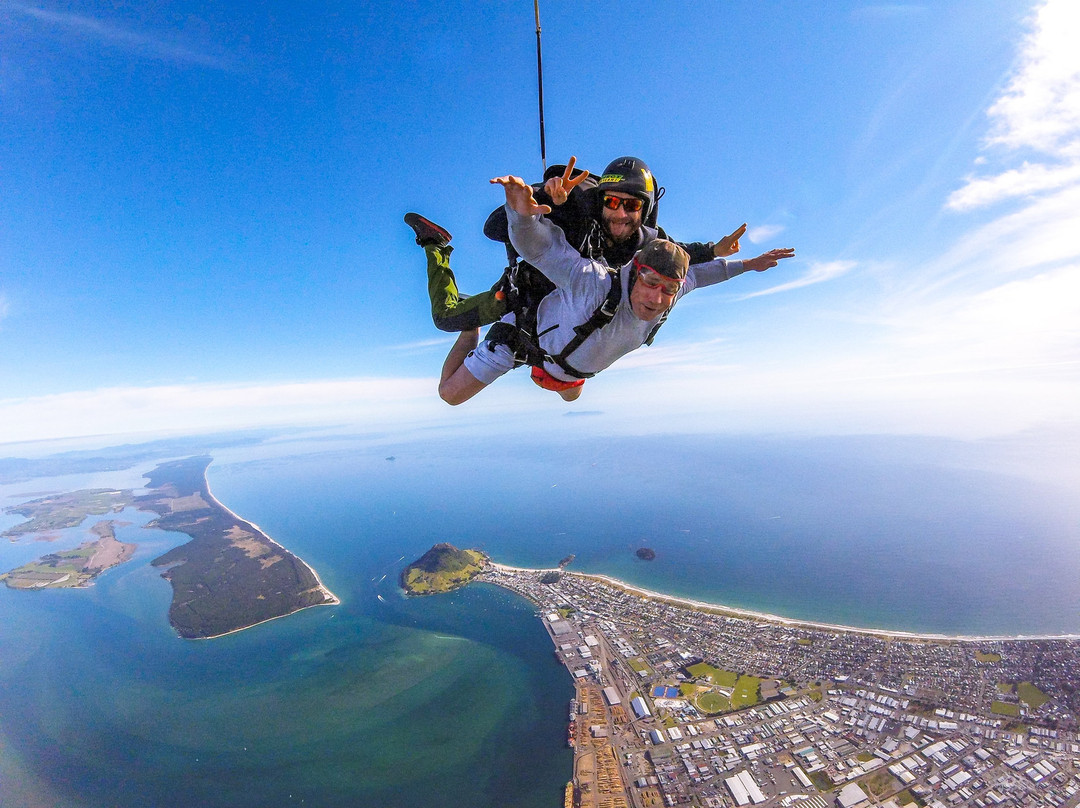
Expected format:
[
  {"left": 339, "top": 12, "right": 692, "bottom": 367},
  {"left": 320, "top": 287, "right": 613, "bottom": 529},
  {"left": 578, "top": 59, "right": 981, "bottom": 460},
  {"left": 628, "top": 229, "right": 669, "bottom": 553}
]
[
  {"left": 713, "top": 223, "right": 747, "bottom": 258},
  {"left": 490, "top": 175, "right": 552, "bottom": 217},
  {"left": 743, "top": 247, "right": 796, "bottom": 272},
  {"left": 542, "top": 156, "right": 590, "bottom": 206}
]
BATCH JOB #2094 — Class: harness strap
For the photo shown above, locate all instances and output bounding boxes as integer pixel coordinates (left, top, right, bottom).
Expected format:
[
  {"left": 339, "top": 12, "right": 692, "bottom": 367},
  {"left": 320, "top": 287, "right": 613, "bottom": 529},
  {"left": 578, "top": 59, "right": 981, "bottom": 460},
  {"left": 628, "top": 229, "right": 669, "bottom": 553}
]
[
  {"left": 644, "top": 310, "right": 668, "bottom": 346},
  {"left": 487, "top": 263, "right": 672, "bottom": 381},
  {"left": 544, "top": 271, "right": 623, "bottom": 377}
]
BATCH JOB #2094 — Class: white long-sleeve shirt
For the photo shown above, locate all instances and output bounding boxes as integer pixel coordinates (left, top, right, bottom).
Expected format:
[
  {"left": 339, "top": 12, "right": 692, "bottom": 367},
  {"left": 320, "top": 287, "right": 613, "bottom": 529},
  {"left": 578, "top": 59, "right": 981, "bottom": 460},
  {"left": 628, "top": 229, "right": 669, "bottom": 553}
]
[{"left": 463, "top": 207, "right": 745, "bottom": 385}]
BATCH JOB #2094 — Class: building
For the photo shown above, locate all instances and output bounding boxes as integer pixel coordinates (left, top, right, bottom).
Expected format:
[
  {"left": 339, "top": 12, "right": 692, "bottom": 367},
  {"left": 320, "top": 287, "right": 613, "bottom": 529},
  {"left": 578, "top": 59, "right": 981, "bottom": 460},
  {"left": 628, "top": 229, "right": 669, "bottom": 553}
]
[
  {"left": 723, "top": 770, "right": 766, "bottom": 805},
  {"left": 630, "top": 696, "right": 651, "bottom": 719},
  {"left": 836, "top": 782, "right": 869, "bottom": 808}
]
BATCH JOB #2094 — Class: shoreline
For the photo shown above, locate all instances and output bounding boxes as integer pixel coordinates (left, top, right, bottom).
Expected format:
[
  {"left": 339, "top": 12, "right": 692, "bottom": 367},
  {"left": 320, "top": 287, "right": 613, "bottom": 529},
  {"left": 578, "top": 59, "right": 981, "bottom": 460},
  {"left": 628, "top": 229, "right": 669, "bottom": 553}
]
[
  {"left": 201, "top": 473, "right": 336, "bottom": 613},
  {"left": 489, "top": 562, "right": 1080, "bottom": 643},
  {"left": 202, "top": 473, "right": 341, "bottom": 613}
]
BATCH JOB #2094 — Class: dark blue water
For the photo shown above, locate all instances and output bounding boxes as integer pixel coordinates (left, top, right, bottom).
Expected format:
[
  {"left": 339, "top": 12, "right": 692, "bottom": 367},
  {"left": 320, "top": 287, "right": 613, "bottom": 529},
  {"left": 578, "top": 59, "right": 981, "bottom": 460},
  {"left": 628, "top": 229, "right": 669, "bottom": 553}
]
[
  {"left": 228, "top": 433, "right": 1077, "bottom": 637},
  {"left": 0, "top": 431, "right": 1077, "bottom": 807}
]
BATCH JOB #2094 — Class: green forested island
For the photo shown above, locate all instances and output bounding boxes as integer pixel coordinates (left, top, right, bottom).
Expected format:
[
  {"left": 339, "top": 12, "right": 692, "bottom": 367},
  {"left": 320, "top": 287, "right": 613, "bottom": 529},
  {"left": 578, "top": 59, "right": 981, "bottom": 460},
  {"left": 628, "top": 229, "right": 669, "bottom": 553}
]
[
  {"left": 1, "top": 456, "right": 338, "bottom": 638},
  {"left": 400, "top": 543, "right": 489, "bottom": 595},
  {"left": 138, "top": 456, "right": 338, "bottom": 638}
]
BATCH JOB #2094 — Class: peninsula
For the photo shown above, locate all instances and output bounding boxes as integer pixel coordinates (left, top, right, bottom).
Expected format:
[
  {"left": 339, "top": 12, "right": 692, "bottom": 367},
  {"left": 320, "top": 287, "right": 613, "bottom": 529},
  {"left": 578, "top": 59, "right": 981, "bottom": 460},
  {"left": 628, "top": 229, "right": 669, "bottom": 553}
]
[
  {"left": 1, "top": 456, "right": 338, "bottom": 638},
  {"left": 0, "top": 520, "right": 135, "bottom": 589},
  {"left": 2, "top": 489, "right": 134, "bottom": 539},
  {"left": 400, "top": 543, "right": 488, "bottom": 595},
  {"left": 139, "top": 456, "right": 339, "bottom": 638}
]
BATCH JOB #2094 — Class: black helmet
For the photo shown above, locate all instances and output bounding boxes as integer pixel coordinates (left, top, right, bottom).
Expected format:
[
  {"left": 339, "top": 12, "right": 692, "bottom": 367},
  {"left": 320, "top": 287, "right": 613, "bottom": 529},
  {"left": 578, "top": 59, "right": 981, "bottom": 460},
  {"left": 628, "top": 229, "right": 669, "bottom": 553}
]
[{"left": 597, "top": 156, "right": 658, "bottom": 219}]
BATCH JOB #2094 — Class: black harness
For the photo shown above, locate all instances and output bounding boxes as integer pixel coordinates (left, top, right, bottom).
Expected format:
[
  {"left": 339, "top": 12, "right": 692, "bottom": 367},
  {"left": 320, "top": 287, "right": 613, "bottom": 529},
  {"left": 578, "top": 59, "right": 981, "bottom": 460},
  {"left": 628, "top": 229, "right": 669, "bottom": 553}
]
[
  {"left": 482, "top": 164, "right": 671, "bottom": 379},
  {"left": 487, "top": 250, "right": 670, "bottom": 380}
]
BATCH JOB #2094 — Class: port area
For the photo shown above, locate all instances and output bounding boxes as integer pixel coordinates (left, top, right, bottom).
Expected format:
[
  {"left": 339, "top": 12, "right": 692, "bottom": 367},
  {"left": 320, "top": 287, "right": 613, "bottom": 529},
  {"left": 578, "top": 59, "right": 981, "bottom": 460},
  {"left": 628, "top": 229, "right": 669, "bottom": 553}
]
[{"left": 483, "top": 566, "right": 1080, "bottom": 808}]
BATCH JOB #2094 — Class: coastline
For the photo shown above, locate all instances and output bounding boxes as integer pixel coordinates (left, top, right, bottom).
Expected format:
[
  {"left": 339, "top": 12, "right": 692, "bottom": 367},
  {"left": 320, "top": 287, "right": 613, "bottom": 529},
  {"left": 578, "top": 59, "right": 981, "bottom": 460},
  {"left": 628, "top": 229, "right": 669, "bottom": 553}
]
[
  {"left": 196, "top": 472, "right": 341, "bottom": 641},
  {"left": 489, "top": 562, "right": 1080, "bottom": 643}
]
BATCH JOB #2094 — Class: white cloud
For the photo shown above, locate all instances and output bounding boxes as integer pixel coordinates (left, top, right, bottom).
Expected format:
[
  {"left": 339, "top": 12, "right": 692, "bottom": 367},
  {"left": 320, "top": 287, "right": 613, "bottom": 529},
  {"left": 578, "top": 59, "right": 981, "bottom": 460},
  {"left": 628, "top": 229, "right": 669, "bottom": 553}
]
[
  {"left": 911, "top": 181, "right": 1080, "bottom": 301},
  {"left": 609, "top": 337, "right": 737, "bottom": 372},
  {"left": 884, "top": 265, "right": 1080, "bottom": 376},
  {"left": 0, "top": 378, "right": 443, "bottom": 444},
  {"left": 8, "top": 3, "right": 232, "bottom": 70},
  {"left": 387, "top": 336, "right": 456, "bottom": 352},
  {"left": 985, "top": 0, "right": 1080, "bottom": 155},
  {"left": 746, "top": 224, "right": 785, "bottom": 244},
  {"left": 739, "top": 260, "right": 856, "bottom": 299},
  {"left": 947, "top": 160, "right": 1080, "bottom": 210},
  {"left": 950, "top": 0, "right": 1080, "bottom": 209}
]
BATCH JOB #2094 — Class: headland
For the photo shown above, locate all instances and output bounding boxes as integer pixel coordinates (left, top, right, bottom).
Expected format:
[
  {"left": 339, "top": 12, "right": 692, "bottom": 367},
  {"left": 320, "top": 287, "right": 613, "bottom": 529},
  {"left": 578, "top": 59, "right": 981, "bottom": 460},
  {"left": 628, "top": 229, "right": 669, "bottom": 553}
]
[
  {"left": 140, "top": 456, "right": 339, "bottom": 638},
  {"left": 400, "top": 543, "right": 488, "bottom": 595},
  {"left": 1, "top": 456, "right": 338, "bottom": 638}
]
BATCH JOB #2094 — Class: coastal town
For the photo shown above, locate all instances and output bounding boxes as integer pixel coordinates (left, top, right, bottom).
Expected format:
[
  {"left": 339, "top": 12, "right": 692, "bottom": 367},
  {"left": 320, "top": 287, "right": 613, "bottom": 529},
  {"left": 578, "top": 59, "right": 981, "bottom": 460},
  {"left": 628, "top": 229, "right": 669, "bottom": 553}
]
[{"left": 479, "top": 564, "right": 1080, "bottom": 808}]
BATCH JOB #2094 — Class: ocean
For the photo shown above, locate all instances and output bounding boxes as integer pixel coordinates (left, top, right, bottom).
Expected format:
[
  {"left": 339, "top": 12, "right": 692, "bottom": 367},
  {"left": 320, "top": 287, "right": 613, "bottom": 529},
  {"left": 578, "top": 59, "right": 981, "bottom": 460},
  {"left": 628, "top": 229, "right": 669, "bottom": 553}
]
[{"left": 0, "top": 431, "right": 1077, "bottom": 806}]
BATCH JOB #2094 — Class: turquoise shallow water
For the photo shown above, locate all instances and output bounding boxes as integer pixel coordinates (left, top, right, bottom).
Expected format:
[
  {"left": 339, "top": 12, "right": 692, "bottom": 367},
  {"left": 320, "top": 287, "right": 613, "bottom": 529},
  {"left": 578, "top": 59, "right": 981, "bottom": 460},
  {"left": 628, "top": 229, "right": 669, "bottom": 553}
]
[
  {"left": 0, "top": 452, "right": 573, "bottom": 808},
  {"left": 0, "top": 432, "right": 1078, "bottom": 806}
]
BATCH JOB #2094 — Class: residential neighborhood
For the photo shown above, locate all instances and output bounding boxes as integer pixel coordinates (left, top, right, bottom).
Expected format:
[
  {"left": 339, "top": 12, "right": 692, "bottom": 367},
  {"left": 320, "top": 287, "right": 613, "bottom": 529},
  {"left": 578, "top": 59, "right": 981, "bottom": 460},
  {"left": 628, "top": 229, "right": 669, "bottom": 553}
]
[{"left": 482, "top": 565, "right": 1080, "bottom": 808}]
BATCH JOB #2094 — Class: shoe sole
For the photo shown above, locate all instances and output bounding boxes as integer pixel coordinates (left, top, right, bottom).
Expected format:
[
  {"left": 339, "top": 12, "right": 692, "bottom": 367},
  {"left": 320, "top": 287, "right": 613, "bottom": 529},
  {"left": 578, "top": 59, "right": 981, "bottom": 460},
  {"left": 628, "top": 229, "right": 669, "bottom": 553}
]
[{"left": 404, "top": 213, "right": 452, "bottom": 245}]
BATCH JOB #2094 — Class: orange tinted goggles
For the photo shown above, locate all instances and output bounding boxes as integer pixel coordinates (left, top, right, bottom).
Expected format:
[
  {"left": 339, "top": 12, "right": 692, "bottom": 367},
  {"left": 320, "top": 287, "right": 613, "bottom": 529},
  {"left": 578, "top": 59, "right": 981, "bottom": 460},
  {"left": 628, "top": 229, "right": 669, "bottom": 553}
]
[{"left": 602, "top": 194, "right": 644, "bottom": 213}]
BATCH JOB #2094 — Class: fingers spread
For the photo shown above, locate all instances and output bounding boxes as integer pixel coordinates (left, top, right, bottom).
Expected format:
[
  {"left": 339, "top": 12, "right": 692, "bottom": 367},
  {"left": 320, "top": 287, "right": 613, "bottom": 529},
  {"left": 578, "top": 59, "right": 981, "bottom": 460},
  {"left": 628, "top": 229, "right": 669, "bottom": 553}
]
[{"left": 561, "top": 156, "right": 589, "bottom": 190}]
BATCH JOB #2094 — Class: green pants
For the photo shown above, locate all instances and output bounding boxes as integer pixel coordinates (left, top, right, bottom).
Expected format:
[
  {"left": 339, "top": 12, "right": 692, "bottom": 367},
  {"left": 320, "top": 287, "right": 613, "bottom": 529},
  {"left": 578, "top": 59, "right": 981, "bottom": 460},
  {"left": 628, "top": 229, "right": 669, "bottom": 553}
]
[{"left": 426, "top": 244, "right": 508, "bottom": 332}]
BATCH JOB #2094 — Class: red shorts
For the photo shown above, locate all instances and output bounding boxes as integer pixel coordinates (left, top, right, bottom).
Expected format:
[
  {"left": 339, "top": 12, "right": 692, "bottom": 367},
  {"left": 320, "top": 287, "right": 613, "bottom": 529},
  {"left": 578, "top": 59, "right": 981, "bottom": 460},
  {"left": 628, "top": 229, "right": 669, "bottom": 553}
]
[{"left": 531, "top": 366, "right": 585, "bottom": 392}]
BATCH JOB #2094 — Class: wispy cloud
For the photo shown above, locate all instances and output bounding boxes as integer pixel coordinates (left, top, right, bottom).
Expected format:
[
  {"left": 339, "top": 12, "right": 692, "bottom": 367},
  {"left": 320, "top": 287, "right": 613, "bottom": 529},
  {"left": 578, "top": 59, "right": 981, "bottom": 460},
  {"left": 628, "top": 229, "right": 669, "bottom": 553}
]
[
  {"left": 739, "top": 260, "right": 856, "bottom": 299},
  {"left": 8, "top": 3, "right": 233, "bottom": 70},
  {"left": 746, "top": 224, "right": 785, "bottom": 244},
  {"left": 948, "top": 0, "right": 1080, "bottom": 210},
  {"left": 947, "top": 161, "right": 1080, "bottom": 210},
  {"left": 0, "top": 378, "right": 441, "bottom": 444},
  {"left": 911, "top": 175, "right": 1080, "bottom": 302},
  {"left": 610, "top": 337, "right": 738, "bottom": 372},
  {"left": 883, "top": 264, "right": 1080, "bottom": 375},
  {"left": 608, "top": 5, "right": 1080, "bottom": 442},
  {"left": 386, "top": 336, "right": 455, "bottom": 352}
]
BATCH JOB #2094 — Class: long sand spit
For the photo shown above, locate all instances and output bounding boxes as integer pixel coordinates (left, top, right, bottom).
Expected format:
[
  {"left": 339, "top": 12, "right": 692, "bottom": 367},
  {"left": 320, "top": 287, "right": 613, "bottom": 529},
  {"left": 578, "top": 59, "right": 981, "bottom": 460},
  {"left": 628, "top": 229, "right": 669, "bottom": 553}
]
[
  {"left": 191, "top": 475, "right": 340, "bottom": 640},
  {"left": 488, "top": 562, "right": 1080, "bottom": 643}
]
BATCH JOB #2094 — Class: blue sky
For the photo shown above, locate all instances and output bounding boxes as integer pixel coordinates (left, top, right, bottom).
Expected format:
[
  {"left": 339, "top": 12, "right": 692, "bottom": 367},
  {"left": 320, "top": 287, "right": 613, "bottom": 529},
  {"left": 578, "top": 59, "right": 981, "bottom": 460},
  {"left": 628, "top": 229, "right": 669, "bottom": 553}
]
[{"left": 1, "top": 0, "right": 1078, "bottom": 447}]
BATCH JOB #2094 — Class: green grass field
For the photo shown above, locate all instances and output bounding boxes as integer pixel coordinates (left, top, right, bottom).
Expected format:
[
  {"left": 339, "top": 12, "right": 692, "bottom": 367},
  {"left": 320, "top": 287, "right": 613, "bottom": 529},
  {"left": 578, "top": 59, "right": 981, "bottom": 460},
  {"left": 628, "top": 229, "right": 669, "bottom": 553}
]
[
  {"left": 695, "top": 692, "right": 730, "bottom": 714},
  {"left": 730, "top": 675, "right": 762, "bottom": 709},
  {"left": 1017, "top": 682, "right": 1049, "bottom": 709},
  {"left": 991, "top": 701, "right": 1021, "bottom": 717},
  {"left": 686, "top": 662, "right": 738, "bottom": 688}
]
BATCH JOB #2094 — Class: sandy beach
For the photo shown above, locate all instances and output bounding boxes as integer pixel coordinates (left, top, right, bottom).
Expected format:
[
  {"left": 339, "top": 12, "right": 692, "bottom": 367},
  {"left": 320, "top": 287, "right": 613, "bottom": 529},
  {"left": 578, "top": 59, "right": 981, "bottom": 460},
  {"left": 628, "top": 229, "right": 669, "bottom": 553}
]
[
  {"left": 489, "top": 562, "right": 1080, "bottom": 643},
  {"left": 203, "top": 474, "right": 340, "bottom": 608}
]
